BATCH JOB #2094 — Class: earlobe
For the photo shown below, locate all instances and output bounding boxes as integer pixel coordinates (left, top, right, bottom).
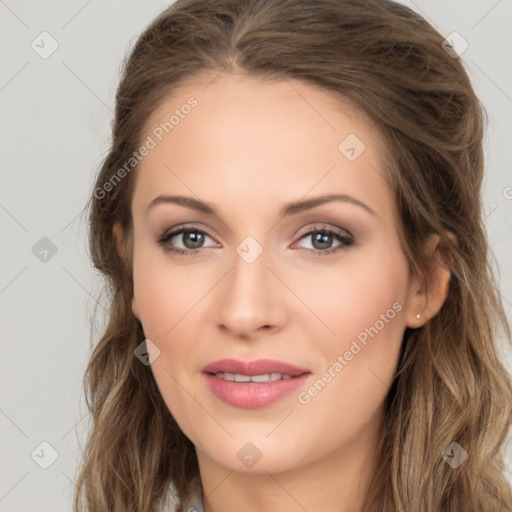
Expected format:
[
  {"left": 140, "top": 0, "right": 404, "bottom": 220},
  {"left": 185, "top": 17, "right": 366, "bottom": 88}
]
[
  {"left": 132, "top": 295, "right": 141, "bottom": 321},
  {"left": 404, "top": 275, "right": 426, "bottom": 329},
  {"left": 404, "top": 233, "right": 452, "bottom": 328}
]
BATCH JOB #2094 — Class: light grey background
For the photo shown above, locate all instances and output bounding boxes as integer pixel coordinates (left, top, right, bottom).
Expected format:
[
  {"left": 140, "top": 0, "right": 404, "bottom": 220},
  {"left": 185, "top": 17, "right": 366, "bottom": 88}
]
[{"left": 1, "top": 1, "right": 511, "bottom": 511}]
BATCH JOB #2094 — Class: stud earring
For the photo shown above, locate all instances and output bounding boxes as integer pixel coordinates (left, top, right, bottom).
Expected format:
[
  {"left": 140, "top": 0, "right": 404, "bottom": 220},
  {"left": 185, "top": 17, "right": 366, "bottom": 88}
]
[{"left": 416, "top": 313, "right": 421, "bottom": 320}]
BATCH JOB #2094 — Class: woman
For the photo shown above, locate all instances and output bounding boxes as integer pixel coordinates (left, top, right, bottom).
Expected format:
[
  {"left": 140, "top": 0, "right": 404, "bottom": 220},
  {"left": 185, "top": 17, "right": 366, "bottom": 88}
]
[{"left": 75, "top": 0, "right": 512, "bottom": 510}]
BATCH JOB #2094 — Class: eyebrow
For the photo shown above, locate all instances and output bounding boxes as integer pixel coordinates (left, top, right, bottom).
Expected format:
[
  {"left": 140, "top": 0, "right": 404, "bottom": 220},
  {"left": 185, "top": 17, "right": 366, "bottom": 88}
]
[{"left": 147, "top": 193, "right": 377, "bottom": 218}]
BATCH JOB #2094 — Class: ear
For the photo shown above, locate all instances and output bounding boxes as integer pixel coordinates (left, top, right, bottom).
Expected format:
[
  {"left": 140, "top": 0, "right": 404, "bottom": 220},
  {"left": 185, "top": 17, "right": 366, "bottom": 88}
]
[
  {"left": 113, "top": 222, "right": 141, "bottom": 321},
  {"left": 404, "top": 232, "right": 452, "bottom": 328},
  {"left": 113, "top": 222, "right": 125, "bottom": 259}
]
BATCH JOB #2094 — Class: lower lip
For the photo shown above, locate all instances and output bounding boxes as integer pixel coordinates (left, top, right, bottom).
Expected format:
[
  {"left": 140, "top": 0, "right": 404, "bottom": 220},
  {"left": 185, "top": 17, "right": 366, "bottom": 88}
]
[{"left": 203, "top": 373, "right": 311, "bottom": 409}]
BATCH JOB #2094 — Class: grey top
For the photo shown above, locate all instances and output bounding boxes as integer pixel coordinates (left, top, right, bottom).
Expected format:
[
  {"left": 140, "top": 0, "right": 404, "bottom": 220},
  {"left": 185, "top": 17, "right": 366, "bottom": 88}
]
[
  {"left": 165, "top": 479, "right": 204, "bottom": 512},
  {"left": 186, "top": 495, "right": 204, "bottom": 512}
]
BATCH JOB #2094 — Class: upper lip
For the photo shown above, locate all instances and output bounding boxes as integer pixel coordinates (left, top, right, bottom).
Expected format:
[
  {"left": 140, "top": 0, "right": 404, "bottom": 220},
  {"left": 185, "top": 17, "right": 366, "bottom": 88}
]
[{"left": 202, "top": 358, "right": 311, "bottom": 376}]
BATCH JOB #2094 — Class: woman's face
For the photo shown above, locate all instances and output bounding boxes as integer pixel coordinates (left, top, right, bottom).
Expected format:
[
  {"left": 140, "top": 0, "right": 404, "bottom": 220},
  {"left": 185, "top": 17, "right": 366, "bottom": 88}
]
[{"left": 128, "top": 73, "right": 419, "bottom": 475}]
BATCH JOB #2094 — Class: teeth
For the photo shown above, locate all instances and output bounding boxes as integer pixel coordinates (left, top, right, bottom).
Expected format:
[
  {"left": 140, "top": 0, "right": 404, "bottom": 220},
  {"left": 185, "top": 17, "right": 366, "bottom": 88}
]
[{"left": 215, "top": 372, "right": 294, "bottom": 382}]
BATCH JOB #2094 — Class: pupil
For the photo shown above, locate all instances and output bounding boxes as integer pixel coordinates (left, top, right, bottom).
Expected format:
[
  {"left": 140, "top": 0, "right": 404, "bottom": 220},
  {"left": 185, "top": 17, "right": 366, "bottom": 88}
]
[
  {"left": 184, "top": 231, "right": 204, "bottom": 249},
  {"left": 313, "top": 232, "right": 332, "bottom": 250}
]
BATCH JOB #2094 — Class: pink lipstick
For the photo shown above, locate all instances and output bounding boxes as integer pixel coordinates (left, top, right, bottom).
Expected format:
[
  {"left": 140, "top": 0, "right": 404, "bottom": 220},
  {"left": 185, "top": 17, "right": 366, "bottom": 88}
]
[{"left": 202, "top": 358, "right": 312, "bottom": 409}]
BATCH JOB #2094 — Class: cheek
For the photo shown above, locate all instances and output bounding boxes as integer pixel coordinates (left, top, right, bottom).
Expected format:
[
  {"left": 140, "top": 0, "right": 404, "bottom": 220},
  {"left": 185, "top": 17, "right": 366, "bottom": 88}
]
[
  {"left": 132, "top": 253, "right": 206, "bottom": 422},
  {"left": 291, "top": 253, "right": 407, "bottom": 456},
  {"left": 132, "top": 246, "right": 208, "bottom": 341},
  {"left": 132, "top": 249, "right": 214, "bottom": 411},
  {"left": 301, "top": 245, "right": 409, "bottom": 349}
]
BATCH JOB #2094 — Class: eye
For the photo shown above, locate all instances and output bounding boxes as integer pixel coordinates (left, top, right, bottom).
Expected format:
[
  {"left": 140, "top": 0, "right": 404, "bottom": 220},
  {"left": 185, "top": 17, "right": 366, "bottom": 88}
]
[
  {"left": 157, "top": 223, "right": 355, "bottom": 257},
  {"left": 293, "top": 225, "right": 354, "bottom": 256},
  {"left": 157, "top": 225, "right": 218, "bottom": 256}
]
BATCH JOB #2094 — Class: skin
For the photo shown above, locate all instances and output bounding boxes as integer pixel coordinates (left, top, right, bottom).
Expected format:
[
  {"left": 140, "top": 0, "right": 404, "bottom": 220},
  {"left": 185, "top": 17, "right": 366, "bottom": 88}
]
[{"left": 115, "top": 72, "right": 450, "bottom": 512}]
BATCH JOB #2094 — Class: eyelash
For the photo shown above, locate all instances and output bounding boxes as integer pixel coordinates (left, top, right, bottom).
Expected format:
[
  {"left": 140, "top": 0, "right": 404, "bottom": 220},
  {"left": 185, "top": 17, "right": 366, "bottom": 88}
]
[{"left": 157, "top": 223, "right": 355, "bottom": 258}]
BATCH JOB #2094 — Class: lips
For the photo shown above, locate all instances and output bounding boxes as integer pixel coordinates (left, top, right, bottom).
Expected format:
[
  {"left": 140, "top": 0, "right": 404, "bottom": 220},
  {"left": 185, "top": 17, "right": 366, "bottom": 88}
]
[
  {"left": 201, "top": 358, "right": 312, "bottom": 408},
  {"left": 201, "top": 358, "right": 311, "bottom": 377}
]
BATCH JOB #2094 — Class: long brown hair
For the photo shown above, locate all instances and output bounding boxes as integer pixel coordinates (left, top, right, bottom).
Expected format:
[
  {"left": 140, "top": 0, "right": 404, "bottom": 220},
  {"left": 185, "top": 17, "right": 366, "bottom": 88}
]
[{"left": 75, "top": 0, "right": 512, "bottom": 510}]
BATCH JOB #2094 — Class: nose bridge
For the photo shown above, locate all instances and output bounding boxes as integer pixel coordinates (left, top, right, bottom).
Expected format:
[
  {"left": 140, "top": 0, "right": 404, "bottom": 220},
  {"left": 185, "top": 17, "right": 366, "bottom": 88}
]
[{"left": 215, "top": 236, "right": 283, "bottom": 335}]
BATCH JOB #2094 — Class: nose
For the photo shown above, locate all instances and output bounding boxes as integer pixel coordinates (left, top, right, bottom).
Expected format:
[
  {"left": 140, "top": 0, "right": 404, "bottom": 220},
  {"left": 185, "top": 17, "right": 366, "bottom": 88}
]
[{"left": 215, "top": 247, "right": 286, "bottom": 340}]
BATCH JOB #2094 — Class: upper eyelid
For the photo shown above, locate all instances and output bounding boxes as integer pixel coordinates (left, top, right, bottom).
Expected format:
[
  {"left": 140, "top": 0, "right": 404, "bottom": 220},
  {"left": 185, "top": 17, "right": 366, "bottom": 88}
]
[
  {"left": 160, "top": 224, "right": 216, "bottom": 241},
  {"left": 160, "top": 227, "right": 212, "bottom": 245},
  {"left": 296, "top": 223, "right": 353, "bottom": 239}
]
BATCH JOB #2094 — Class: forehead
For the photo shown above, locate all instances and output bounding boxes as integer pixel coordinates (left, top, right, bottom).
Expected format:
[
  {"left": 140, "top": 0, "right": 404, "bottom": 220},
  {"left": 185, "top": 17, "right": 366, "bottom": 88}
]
[
  {"left": 144, "top": 72, "right": 382, "bottom": 150},
  {"left": 133, "top": 73, "right": 394, "bottom": 223}
]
